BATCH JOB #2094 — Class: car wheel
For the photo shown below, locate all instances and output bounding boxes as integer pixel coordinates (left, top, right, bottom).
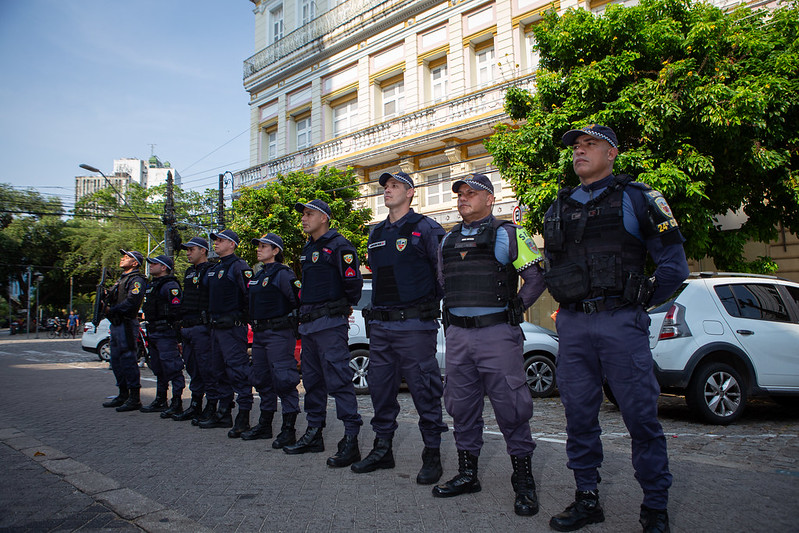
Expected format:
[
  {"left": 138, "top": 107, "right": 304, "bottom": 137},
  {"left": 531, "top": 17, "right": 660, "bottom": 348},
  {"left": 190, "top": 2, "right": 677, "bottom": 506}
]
[
  {"left": 687, "top": 362, "right": 747, "bottom": 425},
  {"left": 349, "top": 348, "right": 369, "bottom": 395},
  {"left": 98, "top": 340, "right": 111, "bottom": 362},
  {"left": 523, "top": 354, "right": 557, "bottom": 398}
]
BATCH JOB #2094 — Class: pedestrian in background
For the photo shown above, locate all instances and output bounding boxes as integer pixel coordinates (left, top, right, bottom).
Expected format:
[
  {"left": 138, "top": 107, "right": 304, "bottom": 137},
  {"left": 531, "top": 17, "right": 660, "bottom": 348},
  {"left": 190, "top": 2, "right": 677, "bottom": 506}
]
[
  {"left": 283, "top": 199, "right": 364, "bottom": 468},
  {"left": 544, "top": 124, "right": 689, "bottom": 533},
  {"left": 139, "top": 255, "right": 184, "bottom": 418},
  {"left": 433, "top": 173, "right": 546, "bottom": 518},
  {"left": 351, "top": 172, "right": 447, "bottom": 484},
  {"left": 102, "top": 249, "right": 147, "bottom": 412},
  {"left": 241, "top": 232, "right": 302, "bottom": 447}
]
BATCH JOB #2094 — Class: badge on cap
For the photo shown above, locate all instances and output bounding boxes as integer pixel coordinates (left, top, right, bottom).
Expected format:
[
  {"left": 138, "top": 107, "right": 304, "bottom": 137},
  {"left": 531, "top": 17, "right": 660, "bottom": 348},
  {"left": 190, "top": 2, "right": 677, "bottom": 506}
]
[{"left": 396, "top": 239, "right": 407, "bottom": 252}]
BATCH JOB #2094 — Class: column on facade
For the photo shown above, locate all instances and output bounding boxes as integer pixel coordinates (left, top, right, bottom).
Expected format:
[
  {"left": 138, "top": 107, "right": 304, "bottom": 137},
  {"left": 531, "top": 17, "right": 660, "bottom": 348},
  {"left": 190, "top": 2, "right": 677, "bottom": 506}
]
[{"left": 447, "top": 13, "right": 465, "bottom": 97}]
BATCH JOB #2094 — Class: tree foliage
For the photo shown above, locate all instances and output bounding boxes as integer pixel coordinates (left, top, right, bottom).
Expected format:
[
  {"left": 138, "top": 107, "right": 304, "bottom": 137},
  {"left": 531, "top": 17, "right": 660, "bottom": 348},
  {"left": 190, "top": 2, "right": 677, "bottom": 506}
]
[
  {"left": 231, "top": 167, "right": 372, "bottom": 275},
  {"left": 486, "top": 0, "right": 799, "bottom": 272}
]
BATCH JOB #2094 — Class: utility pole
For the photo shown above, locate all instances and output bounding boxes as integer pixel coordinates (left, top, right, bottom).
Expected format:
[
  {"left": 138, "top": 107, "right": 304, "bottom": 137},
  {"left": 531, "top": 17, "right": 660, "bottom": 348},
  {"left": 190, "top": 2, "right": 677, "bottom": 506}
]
[
  {"left": 217, "top": 173, "right": 226, "bottom": 230},
  {"left": 163, "top": 170, "right": 176, "bottom": 257}
]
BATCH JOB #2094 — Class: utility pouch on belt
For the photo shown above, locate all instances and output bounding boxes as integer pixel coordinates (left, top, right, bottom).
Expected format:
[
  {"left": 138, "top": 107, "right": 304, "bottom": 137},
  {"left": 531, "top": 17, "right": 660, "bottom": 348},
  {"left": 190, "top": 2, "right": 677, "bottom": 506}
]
[
  {"left": 622, "top": 272, "right": 655, "bottom": 306},
  {"left": 508, "top": 297, "right": 525, "bottom": 326},
  {"left": 544, "top": 262, "right": 590, "bottom": 304},
  {"left": 361, "top": 306, "right": 372, "bottom": 338}
]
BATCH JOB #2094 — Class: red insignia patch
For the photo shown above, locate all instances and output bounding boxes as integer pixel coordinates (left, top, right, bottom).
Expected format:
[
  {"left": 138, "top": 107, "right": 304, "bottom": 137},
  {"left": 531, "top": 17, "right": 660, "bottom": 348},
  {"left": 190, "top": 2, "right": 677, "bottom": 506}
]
[
  {"left": 322, "top": 247, "right": 333, "bottom": 254},
  {"left": 412, "top": 232, "right": 421, "bottom": 237},
  {"left": 171, "top": 297, "right": 181, "bottom": 304},
  {"left": 345, "top": 267, "right": 356, "bottom": 278}
]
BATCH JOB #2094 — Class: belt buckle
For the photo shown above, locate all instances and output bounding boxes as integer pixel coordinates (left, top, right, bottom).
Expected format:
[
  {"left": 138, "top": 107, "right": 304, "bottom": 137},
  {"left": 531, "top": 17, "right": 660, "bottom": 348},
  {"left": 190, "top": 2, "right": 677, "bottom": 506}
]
[{"left": 582, "top": 301, "right": 598, "bottom": 314}]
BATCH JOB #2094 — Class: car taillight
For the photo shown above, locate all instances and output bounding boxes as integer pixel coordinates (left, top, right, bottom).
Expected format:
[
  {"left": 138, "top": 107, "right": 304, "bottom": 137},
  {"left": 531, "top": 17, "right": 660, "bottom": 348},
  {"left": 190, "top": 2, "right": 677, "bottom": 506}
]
[
  {"left": 659, "top": 304, "right": 683, "bottom": 340},
  {"left": 83, "top": 323, "right": 92, "bottom": 333}
]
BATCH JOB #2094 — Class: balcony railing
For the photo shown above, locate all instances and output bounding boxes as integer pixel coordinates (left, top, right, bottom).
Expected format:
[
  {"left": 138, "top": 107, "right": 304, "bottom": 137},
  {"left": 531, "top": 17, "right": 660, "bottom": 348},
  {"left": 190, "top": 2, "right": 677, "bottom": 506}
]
[
  {"left": 244, "top": 0, "right": 424, "bottom": 80},
  {"left": 232, "top": 75, "right": 536, "bottom": 191}
]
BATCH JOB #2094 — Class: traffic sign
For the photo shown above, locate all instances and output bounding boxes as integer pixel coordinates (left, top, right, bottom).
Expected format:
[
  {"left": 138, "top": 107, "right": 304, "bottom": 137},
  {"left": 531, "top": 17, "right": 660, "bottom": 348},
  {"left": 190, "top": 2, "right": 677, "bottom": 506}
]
[{"left": 512, "top": 205, "right": 522, "bottom": 224}]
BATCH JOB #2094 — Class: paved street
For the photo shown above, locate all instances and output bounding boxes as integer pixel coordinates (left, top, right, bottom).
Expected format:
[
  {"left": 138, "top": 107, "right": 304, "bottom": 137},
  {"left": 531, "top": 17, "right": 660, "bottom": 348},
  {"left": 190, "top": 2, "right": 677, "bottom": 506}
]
[{"left": 1, "top": 334, "right": 798, "bottom": 532}]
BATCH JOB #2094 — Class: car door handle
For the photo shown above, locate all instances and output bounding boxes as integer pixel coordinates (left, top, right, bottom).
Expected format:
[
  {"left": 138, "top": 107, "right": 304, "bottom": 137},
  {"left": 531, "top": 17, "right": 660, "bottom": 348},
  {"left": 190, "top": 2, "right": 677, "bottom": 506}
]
[{"left": 736, "top": 329, "right": 754, "bottom": 336}]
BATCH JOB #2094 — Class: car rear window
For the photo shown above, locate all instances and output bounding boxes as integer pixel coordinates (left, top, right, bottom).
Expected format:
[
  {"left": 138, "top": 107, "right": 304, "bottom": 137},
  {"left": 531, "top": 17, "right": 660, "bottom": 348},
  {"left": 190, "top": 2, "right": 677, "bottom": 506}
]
[{"left": 714, "top": 283, "right": 792, "bottom": 322}]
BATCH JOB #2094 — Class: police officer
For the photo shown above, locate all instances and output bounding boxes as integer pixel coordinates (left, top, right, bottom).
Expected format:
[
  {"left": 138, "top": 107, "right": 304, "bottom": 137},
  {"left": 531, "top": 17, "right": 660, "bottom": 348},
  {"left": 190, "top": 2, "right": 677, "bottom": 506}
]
[
  {"left": 102, "top": 249, "right": 147, "bottom": 412},
  {"left": 351, "top": 172, "right": 447, "bottom": 484},
  {"left": 139, "top": 255, "right": 185, "bottom": 416},
  {"left": 240, "top": 233, "right": 302, "bottom": 446},
  {"left": 433, "top": 173, "right": 546, "bottom": 518},
  {"left": 174, "top": 237, "right": 214, "bottom": 423},
  {"left": 544, "top": 125, "right": 689, "bottom": 533},
  {"left": 283, "top": 199, "right": 364, "bottom": 468},
  {"left": 200, "top": 229, "right": 253, "bottom": 438}
]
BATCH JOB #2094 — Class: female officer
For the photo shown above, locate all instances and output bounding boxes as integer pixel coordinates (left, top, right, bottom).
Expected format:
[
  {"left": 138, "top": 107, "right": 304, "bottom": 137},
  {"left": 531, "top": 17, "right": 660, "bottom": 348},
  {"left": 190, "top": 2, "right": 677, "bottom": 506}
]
[{"left": 240, "top": 233, "right": 302, "bottom": 448}]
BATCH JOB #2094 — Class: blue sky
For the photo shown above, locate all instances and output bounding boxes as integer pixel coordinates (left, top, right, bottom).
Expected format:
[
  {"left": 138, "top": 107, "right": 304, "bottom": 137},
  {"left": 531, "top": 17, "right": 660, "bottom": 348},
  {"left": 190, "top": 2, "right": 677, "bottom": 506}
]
[{"left": 0, "top": 1, "right": 255, "bottom": 209}]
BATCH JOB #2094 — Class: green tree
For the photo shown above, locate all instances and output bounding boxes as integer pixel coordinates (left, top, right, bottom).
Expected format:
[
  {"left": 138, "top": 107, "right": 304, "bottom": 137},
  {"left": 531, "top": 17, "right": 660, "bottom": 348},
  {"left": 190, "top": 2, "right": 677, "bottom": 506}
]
[
  {"left": 486, "top": 0, "right": 799, "bottom": 272},
  {"left": 231, "top": 167, "right": 372, "bottom": 274}
]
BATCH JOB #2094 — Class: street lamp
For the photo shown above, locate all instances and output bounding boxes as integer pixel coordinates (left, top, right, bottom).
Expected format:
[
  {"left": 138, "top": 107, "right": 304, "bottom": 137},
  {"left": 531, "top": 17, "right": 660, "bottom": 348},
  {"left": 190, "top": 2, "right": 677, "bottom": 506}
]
[{"left": 218, "top": 171, "right": 234, "bottom": 230}]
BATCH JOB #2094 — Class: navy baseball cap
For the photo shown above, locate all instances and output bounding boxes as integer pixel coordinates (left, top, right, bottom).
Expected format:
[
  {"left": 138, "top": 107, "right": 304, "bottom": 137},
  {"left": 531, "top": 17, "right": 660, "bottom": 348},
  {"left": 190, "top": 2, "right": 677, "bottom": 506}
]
[
  {"left": 210, "top": 229, "right": 240, "bottom": 246},
  {"left": 146, "top": 254, "right": 174, "bottom": 271},
  {"left": 562, "top": 124, "right": 618, "bottom": 148},
  {"left": 378, "top": 171, "right": 414, "bottom": 188},
  {"left": 452, "top": 173, "right": 494, "bottom": 194},
  {"left": 294, "top": 199, "right": 332, "bottom": 219},
  {"left": 119, "top": 249, "right": 144, "bottom": 265},
  {"left": 251, "top": 232, "right": 284, "bottom": 251},
  {"left": 180, "top": 236, "right": 209, "bottom": 251}
]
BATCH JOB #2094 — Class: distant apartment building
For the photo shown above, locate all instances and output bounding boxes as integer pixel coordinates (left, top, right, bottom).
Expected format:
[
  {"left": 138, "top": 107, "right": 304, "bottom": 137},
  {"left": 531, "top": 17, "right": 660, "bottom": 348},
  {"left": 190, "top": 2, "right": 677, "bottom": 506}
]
[{"left": 74, "top": 155, "right": 181, "bottom": 203}]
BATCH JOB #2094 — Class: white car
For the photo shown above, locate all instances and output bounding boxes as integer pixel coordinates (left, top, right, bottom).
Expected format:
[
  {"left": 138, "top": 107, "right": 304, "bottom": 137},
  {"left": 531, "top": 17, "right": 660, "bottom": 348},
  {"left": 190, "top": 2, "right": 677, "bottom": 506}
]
[
  {"left": 348, "top": 281, "right": 560, "bottom": 398},
  {"left": 81, "top": 318, "right": 111, "bottom": 362},
  {"left": 647, "top": 273, "right": 799, "bottom": 424}
]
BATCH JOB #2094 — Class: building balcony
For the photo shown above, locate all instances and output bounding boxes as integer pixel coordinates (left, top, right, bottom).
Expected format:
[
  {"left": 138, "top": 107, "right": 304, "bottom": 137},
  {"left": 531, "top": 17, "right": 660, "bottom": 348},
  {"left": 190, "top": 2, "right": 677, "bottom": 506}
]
[
  {"left": 244, "top": 0, "right": 441, "bottom": 86},
  {"left": 232, "top": 75, "right": 536, "bottom": 191}
]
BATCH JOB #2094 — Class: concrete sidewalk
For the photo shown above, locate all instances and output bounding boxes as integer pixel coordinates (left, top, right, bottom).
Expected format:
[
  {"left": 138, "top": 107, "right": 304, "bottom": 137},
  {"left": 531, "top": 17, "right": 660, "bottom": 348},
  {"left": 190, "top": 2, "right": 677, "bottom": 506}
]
[{"left": 0, "top": 342, "right": 797, "bottom": 532}]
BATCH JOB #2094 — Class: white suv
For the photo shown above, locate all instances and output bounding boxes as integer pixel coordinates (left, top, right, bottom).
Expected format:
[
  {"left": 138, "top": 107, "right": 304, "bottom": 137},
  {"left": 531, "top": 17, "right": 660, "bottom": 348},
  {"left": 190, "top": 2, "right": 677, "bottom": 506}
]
[
  {"left": 647, "top": 273, "right": 799, "bottom": 424},
  {"left": 348, "top": 281, "right": 560, "bottom": 398}
]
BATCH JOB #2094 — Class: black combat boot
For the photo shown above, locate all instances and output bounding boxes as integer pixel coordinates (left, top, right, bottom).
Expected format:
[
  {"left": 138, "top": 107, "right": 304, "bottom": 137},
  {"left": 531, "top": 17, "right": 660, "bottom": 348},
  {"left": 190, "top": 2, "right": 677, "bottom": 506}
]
[
  {"left": 549, "top": 490, "right": 605, "bottom": 532},
  {"left": 241, "top": 411, "right": 274, "bottom": 440},
  {"left": 192, "top": 398, "right": 217, "bottom": 426},
  {"left": 173, "top": 394, "right": 202, "bottom": 421},
  {"left": 327, "top": 434, "right": 361, "bottom": 468},
  {"left": 510, "top": 454, "right": 539, "bottom": 516},
  {"left": 417, "top": 446, "right": 443, "bottom": 485},
  {"left": 640, "top": 505, "right": 670, "bottom": 533},
  {"left": 351, "top": 438, "right": 394, "bottom": 473},
  {"left": 271, "top": 413, "right": 298, "bottom": 449},
  {"left": 139, "top": 391, "right": 168, "bottom": 413},
  {"left": 116, "top": 387, "right": 142, "bottom": 412},
  {"left": 160, "top": 396, "right": 183, "bottom": 419},
  {"left": 283, "top": 427, "right": 324, "bottom": 454},
  {"left": 199, "top": 401, "right": 233, "bottom": 429},
  {"left": 227, "top": 409, "right": 251, "bottom": 438},
  {"left": 102, "top": 385, "right": 128, "bottom": 408},
  {"left": 432, "top": 449, "right": 481, "bottom": 497}
]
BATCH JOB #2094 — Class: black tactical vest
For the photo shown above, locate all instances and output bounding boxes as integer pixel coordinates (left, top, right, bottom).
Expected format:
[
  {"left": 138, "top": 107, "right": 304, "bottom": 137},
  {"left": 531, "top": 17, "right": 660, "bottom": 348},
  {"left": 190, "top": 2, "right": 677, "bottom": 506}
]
[
  {"left": 142, "top": 275, "right": 180, "bottom": 322},
  {"left": 369, "top": 213, "right": 436, "bottom": 307},
  {"left": 300, "top": 233, "right": 344, "bottom": 304},
  {"left": 442, "top": 218, "right": 518, "bottom": 309},
  {"left": 181, "top": 262, "right": 210, "bottom": 319},
  {"left": 207, "top": 255, "right": 248, "bottom": 316},
  {"left": 544, "top": 176, "right": 647, "bottom": 304},
  {"left": 109, "top": 270, "right": 146, "bottom": 319},
  {"left": 248, "top": 263, "right": 294, "bottom": 320}
]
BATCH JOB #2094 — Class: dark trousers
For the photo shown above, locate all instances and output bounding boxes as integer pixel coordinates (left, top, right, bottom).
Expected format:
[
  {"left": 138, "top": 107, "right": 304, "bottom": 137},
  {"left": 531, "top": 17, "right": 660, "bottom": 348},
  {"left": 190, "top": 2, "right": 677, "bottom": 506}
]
[
  {"left": 556, "top": 306, "right": 672, "bottom": 509},
  {"left": 109, "top": 321, "right": 140, "bottom": 389},
  {"left": 444, "top": 323, "right": 535, "bottom": 457},
  {"left": 300, "top": 324, "right": 362, "bottom": 434},
  {"left": 209, "top": 325, "right": 252, "bottom": 409},
  {"left": 368, "top": 325, "right": 446, "bottom": 447},
  {"left": 251, "top": 328, "right": 300, "bottom": 414},
  {"left": 148, "top": 330, "right": 185, "bottom": 397},
  {"left": 180, "top": 324, "right": 211, "bottom": 396}
]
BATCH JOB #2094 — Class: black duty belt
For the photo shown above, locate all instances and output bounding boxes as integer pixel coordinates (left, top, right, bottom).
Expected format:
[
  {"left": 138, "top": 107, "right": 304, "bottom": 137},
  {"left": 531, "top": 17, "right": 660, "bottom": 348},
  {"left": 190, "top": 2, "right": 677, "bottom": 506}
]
[
  {"left": 181, "top": 315, "right": 207, "bottom": 328},
  {"left": 250, "top": 316, "right": 294, "bottom": 332},
  {"left": 210, "top": 315, "right": 245, "bottom": 329},
  {"left": 445, "top": 309, "right": 509, "bottom": 329},
  {"left": 561, "top": 298, "right": 628, "bottom": 314},
  {"left": 368, "top": 305, "right": 441, "bottom": 322},
  {"left": 299, "top": 299, "right": 349, "bottom": 324}
]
